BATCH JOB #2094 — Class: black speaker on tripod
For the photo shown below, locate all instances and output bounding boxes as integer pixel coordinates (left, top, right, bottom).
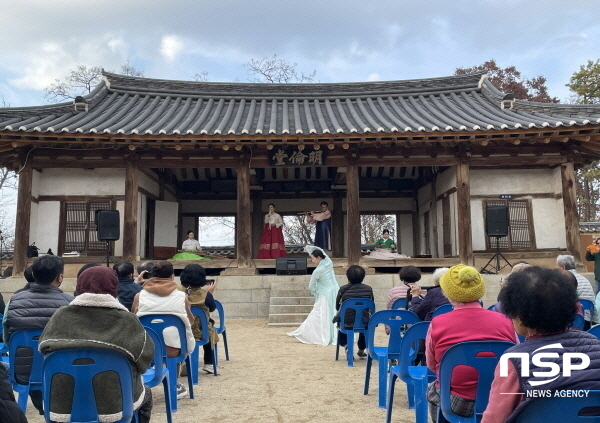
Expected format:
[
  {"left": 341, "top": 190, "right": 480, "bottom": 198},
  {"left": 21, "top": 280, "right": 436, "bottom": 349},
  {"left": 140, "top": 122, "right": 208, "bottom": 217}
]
[
  {"left": 481, "top": 205, "right": 512, "bottom": 274},
  {"left": 95, "top": 210, "right": 120, "bottom": 267}
]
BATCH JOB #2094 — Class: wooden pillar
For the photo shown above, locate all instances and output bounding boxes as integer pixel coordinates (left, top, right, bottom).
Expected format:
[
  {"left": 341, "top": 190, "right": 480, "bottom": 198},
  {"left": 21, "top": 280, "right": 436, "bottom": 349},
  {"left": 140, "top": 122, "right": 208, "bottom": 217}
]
[
  {"left": 236, "top": 164, "right": 252, "bottom": 268},
  {"left": 456, "top": 158, "right": 474, "bottom": 266},
  {"left": 251, "top": 193, "right": 263, "bottom": 258},
  {"left": 346, "top": 164, "right": 361, "bottom": 265},
  {"left": 561, "top": 161, "right": 582, "bottom": 263},
  {"left": 123, "top": 163, "right": 139, "bottom": 263},
  {"left": 12, "top": 163, "right": 32, "bottom": 276},
  {"left": 332, "top": 193, "right": 344, "bottom": 258}
]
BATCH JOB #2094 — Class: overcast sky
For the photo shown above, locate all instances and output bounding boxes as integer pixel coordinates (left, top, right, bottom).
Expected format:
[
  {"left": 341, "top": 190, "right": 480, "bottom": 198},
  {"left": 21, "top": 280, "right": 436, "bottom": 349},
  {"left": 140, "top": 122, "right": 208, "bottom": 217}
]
[{"left": 1, "top": 0, "right": 599, "bottom": 108}]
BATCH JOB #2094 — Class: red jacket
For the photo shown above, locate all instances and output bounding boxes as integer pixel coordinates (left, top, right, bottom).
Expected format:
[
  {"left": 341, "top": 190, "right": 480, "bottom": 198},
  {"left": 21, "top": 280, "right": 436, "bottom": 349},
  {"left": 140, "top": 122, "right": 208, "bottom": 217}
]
[{"left": 426, "top": 302, "right": 517, "bottom": 398}]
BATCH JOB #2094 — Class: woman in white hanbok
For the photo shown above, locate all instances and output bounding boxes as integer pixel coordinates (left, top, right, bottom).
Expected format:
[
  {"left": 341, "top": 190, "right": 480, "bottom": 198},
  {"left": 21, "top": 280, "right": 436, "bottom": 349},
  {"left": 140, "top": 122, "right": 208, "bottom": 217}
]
[{"left": 287, "top": 246, "right": 339, "bottom": 345}]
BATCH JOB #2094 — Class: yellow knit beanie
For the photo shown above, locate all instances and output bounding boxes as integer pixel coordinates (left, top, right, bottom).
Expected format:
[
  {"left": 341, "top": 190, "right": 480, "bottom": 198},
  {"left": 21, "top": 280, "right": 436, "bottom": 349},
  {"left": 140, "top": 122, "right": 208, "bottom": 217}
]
[{"left": 439, "top": 264, "right": 485, "bottom": 303}]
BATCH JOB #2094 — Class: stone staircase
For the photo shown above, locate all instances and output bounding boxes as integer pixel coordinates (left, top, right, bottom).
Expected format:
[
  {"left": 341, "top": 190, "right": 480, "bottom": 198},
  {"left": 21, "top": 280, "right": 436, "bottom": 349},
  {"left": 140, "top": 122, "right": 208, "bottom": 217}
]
[{"left": 268, "top": 278, "right": 314, "bottom": 327}]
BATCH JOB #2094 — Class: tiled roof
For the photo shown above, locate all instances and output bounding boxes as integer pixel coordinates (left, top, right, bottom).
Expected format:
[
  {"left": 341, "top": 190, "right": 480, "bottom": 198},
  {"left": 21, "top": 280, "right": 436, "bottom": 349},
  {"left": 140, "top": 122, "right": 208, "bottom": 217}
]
[{"left": 2, "top": 72, "right": 600, "bottom": 137}]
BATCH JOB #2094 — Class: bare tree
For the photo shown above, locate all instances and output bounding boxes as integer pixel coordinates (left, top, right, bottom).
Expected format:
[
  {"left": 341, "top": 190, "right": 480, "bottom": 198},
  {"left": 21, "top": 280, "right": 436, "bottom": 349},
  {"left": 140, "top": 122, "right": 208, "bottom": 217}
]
[
  {"left": 197, "top": 216, "right": 236, "bottom": 246},
  {"left": 360, "top": 214, "right": 396, "bottom": 244},
  {"left": 0, "top": 168, "right": 17, "bottom": 251},
  {"left": 283, "top": 215, "right": 315, "bottom": 245},
  {"left": 120, "top": 60, "right": 145, "bottom": 77},
  {"left": 192, "top": 71, "right": 210, "bottom": 82},
  {"left": 1, "top": 96, "right": 8, "bottom": 107},
  {"left": 246, "top": 54, "right": 316, "bottom": 83}
]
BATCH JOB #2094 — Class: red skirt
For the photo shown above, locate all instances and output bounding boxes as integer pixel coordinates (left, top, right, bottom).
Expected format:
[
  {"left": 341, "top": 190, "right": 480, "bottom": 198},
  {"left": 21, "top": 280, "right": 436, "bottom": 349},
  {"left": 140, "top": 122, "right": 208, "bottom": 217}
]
[{"left": 257, "top": 224, "right": 287, "bottom": 259}]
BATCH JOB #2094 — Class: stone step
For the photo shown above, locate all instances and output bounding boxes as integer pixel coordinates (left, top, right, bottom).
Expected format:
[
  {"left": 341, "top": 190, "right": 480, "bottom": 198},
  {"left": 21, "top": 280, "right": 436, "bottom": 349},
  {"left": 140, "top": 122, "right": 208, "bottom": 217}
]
[
  {"left": 270, "top": 289, "right": 311, "bottom": 297},
  {"left": 270, "top": 296, "right": 315, "bottom": 306},
  {"left": 268, "top": 313, "right": 309, "bottom": 324},
  {"left": 270, "top": 281, "right": 311, "bottom": 290},
  {"left": 269, "top": 304, "right": 314, "bottom": 314}
]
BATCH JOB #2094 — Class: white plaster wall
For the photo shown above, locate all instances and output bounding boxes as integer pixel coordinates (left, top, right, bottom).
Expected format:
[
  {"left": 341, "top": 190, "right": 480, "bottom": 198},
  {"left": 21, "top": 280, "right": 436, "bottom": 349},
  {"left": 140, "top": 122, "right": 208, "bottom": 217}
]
[
  {"left": 470, "top": 169, "right": 555, "bottom": 196},
  {"left": 471, "top": 199, "right": 486, "bottom": 251},
  {"left": 114, "top": 201, "right": 124, "bottom": 256},
  {"left": 551, "top": 166, "right": 563, "bottom": 195},
  {"left": 532, "top": 198, "right": 566, "bottom": 249},
  {"left": 436, "top": 167, "right": 457, "bottom": 194},
  {"left": 154, "top": 201, "right": 179, "bottom": 247},
  {"left": 451, "top": 193, "right": 458, "bottom": 256},
  {"left": 35, "top": 201, "right": 60, "bottom": 253},
  {"left": 29, "top": 202, "right": 38, "bottom": 248},
  {"left": 39, "top": 169, "right": 125, "bottom": 196},
  {"left": 138, "top": 171, "right": 159, "bottom": 198},
  {"left": 137, "top": 193, "right": 147, "bottom": 258},
  {"left": 31, "top": 169, "right": 41, "bottom": 198},
  {"left": 399, "top": 214, "right": 414, "bottom": 256}
]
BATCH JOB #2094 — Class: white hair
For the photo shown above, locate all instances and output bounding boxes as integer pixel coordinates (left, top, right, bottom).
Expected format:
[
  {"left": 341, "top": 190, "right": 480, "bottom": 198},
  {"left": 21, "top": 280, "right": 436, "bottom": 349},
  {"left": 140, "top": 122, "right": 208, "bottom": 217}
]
[
  {"left": 556, "top": 255, "right": 576, "bottom": 270},
  {"left": 432, "top": 267, "right": 450, "bottom": 286}
]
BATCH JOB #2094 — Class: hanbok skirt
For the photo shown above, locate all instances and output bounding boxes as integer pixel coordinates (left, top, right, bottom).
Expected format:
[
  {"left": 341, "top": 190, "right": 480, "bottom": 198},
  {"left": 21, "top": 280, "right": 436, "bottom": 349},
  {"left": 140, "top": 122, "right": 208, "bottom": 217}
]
[
  {"left": 287, "top": 294, "right": 337, "bottom": 346},
  {"left": 257, "top": 224, "right": 287, "bottom": 259}
]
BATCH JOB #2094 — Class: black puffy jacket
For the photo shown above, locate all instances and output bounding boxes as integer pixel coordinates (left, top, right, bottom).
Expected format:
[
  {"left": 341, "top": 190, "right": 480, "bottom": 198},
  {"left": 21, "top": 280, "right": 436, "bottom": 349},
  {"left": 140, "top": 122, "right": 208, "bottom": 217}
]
[
  {"left": 4, "top": 283, "right": 73, "bottom": 383},
  {"left": 335, "top": 283, "right": 374, "bottom": 327},
  {"left": 117, "top": 277, "right": 143, "bottom": 311}
]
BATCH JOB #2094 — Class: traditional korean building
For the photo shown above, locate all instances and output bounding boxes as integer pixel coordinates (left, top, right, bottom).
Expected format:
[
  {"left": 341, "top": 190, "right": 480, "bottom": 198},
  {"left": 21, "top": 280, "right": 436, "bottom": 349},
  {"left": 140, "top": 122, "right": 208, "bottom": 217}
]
[{"left": 2, "top": 71, "right": 600, "bottom": 276}]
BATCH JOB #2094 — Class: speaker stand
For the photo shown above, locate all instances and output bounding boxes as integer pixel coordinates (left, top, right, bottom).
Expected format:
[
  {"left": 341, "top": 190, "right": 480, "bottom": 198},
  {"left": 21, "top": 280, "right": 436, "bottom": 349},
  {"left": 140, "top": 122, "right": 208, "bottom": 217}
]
[
  {"left": 99, "top": 242, "right": 115, "bottom": 268},
  {"left": 480, "top": 237, "right": 512, "bottom": 274}
]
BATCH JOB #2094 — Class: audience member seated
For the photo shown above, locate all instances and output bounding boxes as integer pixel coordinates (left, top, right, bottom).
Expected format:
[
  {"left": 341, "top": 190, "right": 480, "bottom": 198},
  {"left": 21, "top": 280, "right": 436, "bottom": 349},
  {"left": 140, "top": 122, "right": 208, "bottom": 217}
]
[
  {"left": 409, "top": 267, "right": 450, "bottom": 321},
  {"left": 132, "top": 260, "right": 195, "bottom": 399},
  {"left": 482, "top": 267, "right": 600, "bottom": 422},
  {"left": 2, "top": 255, "right": 73, "bottom": 415},
  {"left": 489, "top": 262, "right": 531, "bottom": 313},
  {"left": 39, "top": 266, "right": 154, "bottom": 423},
  {"left": 73, "top": 263, "right": 100, "bottom": 296},
  {"left": 179, "top": 264, "right": 219, "bottom": 374},
  {"left": 557, "top": 254, "right": 596, "bottom": 324},
  {"left": 387, "top": 265, "right": 422, "bottom": 310},
  {"left": 334, "top": 265, "right": 374, "bottom": 358},
  {"left": 426, "top": 264, "right": 517, "bottom": 421},
  {"left": 136, "top": 261, "right": 154, "bottom": 283},
  {"left": 0, "top": 363, "right": 27, "bottom": 423},
  {"left": 114, "top": 261, "right": 142, "bottom": 311}
]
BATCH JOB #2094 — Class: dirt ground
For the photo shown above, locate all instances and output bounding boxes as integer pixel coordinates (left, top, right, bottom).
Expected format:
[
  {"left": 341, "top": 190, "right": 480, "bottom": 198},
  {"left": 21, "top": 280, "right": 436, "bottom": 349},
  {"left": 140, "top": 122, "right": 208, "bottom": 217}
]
[{"left": 25, "top": 318, "right": 415, "bottom": 423}]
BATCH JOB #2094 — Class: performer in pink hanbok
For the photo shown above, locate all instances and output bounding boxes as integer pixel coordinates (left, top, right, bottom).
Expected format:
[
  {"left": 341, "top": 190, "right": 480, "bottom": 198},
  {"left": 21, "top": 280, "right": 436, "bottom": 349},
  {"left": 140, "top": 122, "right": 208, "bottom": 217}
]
[{"left": 257, "top": 203, "right": 287, "bottom": 259}]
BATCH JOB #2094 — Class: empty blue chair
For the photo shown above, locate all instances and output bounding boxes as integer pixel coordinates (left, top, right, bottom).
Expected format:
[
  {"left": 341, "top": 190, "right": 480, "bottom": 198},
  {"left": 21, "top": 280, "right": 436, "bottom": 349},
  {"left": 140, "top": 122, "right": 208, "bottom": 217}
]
[
  {"left": 190, "top": 306, "right": 218, "bottom": 383},
  {"left": 142, "top": 326, "right": 172, "bottom": 423},
  {"left": 589, "top": 324, "right": 600, "bottom": 338},
  {"left": 335, "top": 298, "right": 376, "bottom": 367},
  {"left": 42, "top": 349, "right": 138, "bottom": 423},
  {"left": 515, "top": 390, "right": 600, "bottom": 422},
  {"left": 363, "top": 309, "right": 419, "bottom": 408},
  {"left": 7, "top": 329, "right": 43, "bottom": 412},
  {"left": 139, "top": 314, "right": 194, "bottom": 413},
  {"left": 391, "top": 298, "right": 407, "bottom": 310},
  {"left": 438, "top": 340, "right": 515, "bottom": 423},
  {"left": 213, "top": 300, "right": 229, "bottom": 363},
  {"left": 387, "top": 321, "right": 436, "bottom": 423},
  {"left": 571, "top": 313, "right": 585, "bottom": 330},
  {"left": 432, "top": 304, "right": 453, "bottom": 318},
  {"left": 580, "top": 299, "right": 596, "bottom": 326}
]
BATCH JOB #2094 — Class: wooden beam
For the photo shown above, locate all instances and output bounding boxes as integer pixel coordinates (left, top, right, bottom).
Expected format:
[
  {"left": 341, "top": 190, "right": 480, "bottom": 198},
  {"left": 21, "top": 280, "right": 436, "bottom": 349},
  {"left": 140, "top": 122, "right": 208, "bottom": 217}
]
[
  {"left": 456, "top": 157, "right": 474, "bottom": 266},
  {"left": 346, "top": 164, "right": 361, "bottom": 265},
  {"left": 236, "top": 163, "right": 252, "bottom": 268},
  {"left": 251, "top": 193, "right": 263, "bottom": 258},
  {"left": 12, "top": 163, "right": 32, "bottom": 276},
  {"left": 332, "top": 193, "right": 344, "bottom": 258},
  {"left": 561, "top": 161, "right": 582, "bottom": 263},
  {"left": 123, "top": 163, "right": 139, "bottom": 263}
]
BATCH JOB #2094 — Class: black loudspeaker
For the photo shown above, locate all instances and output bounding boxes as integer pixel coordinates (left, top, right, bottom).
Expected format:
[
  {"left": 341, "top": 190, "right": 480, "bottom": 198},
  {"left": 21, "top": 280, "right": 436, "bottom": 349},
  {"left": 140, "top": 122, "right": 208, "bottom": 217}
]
[
  {"left": 486, "top": 206, "right": 509, "bottom": 237},
  {"left": 96, "top": 210, "right": 120, "bottom": 241},
  {"left": 276, "top": 257, "right": 308, "bottom": 276}
]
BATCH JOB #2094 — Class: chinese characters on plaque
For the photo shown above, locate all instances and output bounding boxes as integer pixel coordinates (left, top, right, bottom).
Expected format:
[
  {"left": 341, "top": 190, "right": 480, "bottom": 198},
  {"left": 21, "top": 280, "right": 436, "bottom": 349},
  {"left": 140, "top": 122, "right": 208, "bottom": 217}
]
[{"left": 268, "top": 147, "right": 327, "bottom": 167}]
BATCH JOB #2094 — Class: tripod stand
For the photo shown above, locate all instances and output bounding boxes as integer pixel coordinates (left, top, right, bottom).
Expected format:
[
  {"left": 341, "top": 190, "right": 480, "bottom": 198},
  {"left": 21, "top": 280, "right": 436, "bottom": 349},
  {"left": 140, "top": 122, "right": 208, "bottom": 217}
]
[
  {"left": 99, "top": 241, "right": 115, "bottom": 267},
  {"left": 480, "top": 237, "right": 512, "bottom": 274}
]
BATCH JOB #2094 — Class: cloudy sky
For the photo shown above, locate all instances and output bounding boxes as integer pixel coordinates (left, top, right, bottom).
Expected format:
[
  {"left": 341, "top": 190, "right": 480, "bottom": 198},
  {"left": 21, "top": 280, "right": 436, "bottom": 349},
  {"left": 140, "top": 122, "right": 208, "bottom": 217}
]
[{"left": 1, "top": 0, "right": 599, "bottom": 108}]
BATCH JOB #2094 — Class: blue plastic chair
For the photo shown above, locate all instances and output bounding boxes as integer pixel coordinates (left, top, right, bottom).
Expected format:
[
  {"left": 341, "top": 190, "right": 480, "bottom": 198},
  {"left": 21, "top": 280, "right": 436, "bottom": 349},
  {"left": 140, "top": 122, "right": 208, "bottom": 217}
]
[
  {"left": 580, "top": 299, "right": 596, "bottom": 325},
  {"left": 387, "top": 321, "right": 436, "bottom": 423},
  {"left": 486, "top": 304, "right": 496, "bottom": 311},
  {"left": 571, "top": 313, "right": 586, "bottom": 330},
  {"left": 139, "top": 314, "right": 194, "bottom": 413},
  {"left": 363, "top": 309, "right": 419, "bottom": 408},
  {"left": 391, "top": 298, "right": 407, "bottom": 310},
  {"left": 0, "top": 314, "right": 8, "bottom": 359},
  {"left": 438, "top": 340, "right": 515, "bottom": 423},
  {"left": 335, "top": 298, "right": 376, "bottom": 367},
  {"left": 589, "top": 324, "right": 600, "bottom": 338},
  {"left": 432, "top": 304, "right": 453, "bottom": 318},
  {"left": 213, "top": 300, "right": 229, "bottom": 363},
  {"left": 190, "top": 306, "right": 218, "bottom": 383},
  {"left": 7, "top": 329, "right": 44, "bottom": 412},
  {"left": 142, "top": 326, "right": 172, "bottom": 423},
  {"left": 515, "top": 390, "right": 600, "bottom": 422},
  {"left": 42, "top": 349, "right": 138, "bottom": 423}
]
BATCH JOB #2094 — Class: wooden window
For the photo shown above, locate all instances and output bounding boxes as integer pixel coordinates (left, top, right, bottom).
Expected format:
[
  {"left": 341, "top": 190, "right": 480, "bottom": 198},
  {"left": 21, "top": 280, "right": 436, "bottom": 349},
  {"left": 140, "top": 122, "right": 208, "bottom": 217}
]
[
  {"left": 484, "top": 200, "right": 535, "bottom": 250},
  {"left": 61, "top": 200, "right": 112, "bottom": 254}
]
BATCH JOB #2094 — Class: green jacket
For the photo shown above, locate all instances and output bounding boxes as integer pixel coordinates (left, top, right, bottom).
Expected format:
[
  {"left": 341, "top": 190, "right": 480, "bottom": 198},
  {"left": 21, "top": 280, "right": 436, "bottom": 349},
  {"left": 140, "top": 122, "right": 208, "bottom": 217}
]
[
  {"left": 585, "top": 250, "right": 600, "bottom": 281},
  {"left": 39, "top": 293, "right": 154, "bottom": 423}
]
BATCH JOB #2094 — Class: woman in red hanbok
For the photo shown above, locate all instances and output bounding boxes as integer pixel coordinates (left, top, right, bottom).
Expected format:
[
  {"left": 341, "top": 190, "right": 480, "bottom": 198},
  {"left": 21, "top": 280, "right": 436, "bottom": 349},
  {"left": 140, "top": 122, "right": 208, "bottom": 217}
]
[{"left": 257, "top": 203, "right": 287, "bottom": 259}]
